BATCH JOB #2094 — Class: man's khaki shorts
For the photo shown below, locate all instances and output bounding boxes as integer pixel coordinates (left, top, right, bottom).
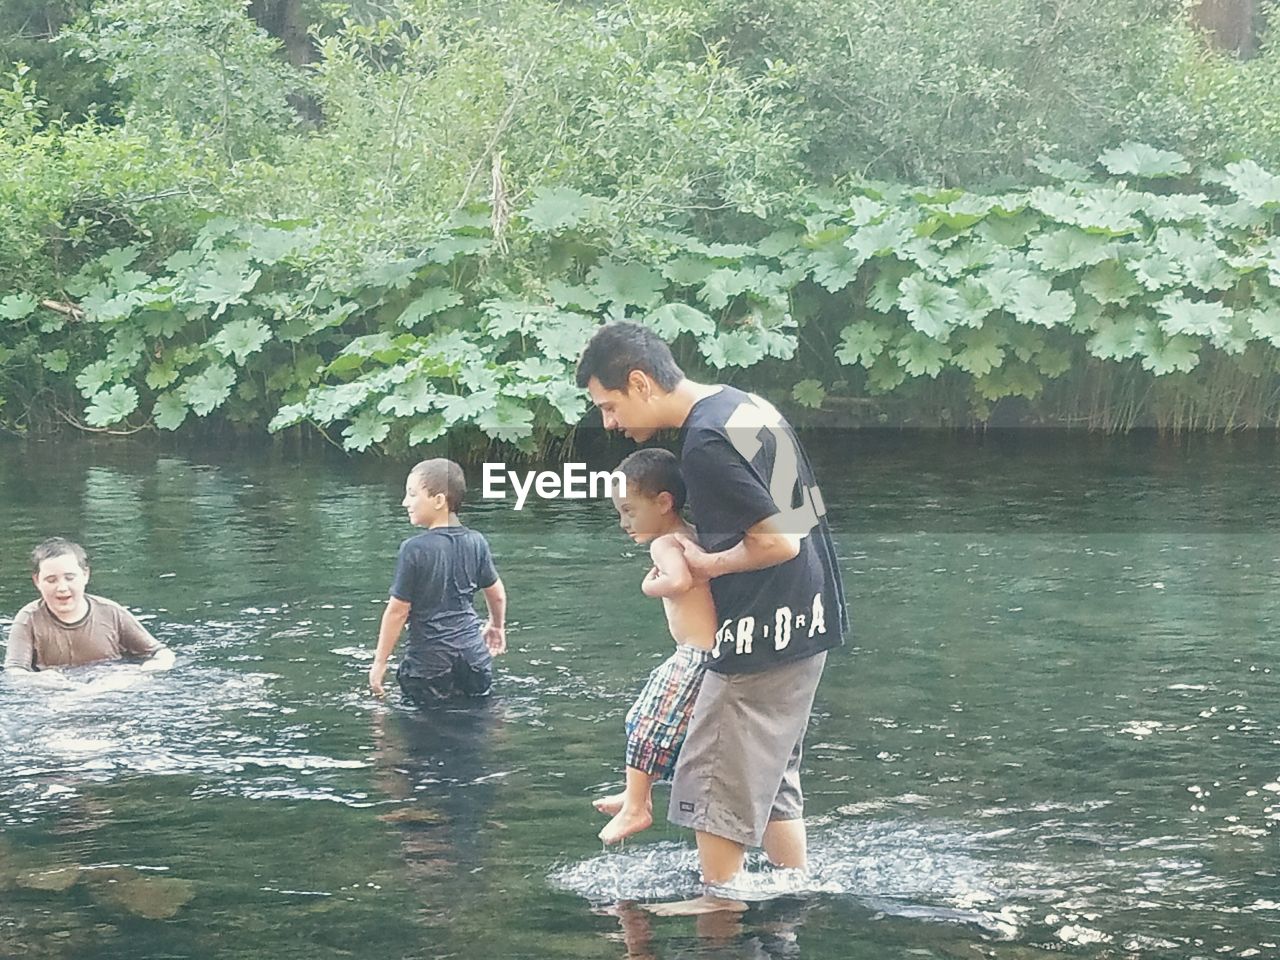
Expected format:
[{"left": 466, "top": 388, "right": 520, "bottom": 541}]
[{"left": 667, "top": 651, "right": 827, "bottom": 847}]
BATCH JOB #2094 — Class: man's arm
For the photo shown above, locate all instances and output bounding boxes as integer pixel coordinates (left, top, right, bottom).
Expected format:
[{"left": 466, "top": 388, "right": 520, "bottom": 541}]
[
  {"left": 481, "top": 579, "right": 506, "bottom": 656},
  {"left": 642, "top": 535, "right": 694, "bottom": 598},
  {"left": 369, "top": 597, "right": 411, "bottom": 696},
  {"left": 675, "top": 512, "right": 800, "bottom": 581}
]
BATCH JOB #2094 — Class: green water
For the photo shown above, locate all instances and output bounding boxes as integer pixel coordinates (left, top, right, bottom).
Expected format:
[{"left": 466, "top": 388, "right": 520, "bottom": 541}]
[{"left": 1, "top": 434, "right": 1278, "bottom": 959}]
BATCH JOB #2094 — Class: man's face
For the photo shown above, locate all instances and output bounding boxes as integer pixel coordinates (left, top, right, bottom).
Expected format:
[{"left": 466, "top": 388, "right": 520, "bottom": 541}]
[
  {"left": 586, "top": 375, "right": 660, "bottom": 442},
  {"left": 34, "top": 552, "right": 89, "bottom": 621}
]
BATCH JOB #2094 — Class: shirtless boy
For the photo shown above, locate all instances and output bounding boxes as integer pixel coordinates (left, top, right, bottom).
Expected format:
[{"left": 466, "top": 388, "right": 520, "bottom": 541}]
[{"left": 594, "top": 448, "right": 716, "bottom": 844}]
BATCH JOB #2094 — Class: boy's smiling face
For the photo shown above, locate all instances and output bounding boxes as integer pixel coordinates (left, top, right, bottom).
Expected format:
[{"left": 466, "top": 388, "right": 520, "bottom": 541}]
[
  {"left": 34, "top": 551, "right": 90, "bottom": 622},
  {"left": 402, "top": 476, "right": 447, "bottom": 527},
  {"left": 611, "top": 489, "right": 674, "bottom": 544}
]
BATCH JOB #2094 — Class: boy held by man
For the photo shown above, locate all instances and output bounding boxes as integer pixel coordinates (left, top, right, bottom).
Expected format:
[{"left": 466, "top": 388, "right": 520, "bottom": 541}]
[
  {"left": 369, "top": 459, "right": 507, "bottom": 706},
  {"left": 594, "top": 448, "right": 716, "bottom": 844}
]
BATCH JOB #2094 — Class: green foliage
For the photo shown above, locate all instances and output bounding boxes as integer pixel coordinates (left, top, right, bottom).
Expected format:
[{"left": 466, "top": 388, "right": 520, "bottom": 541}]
[{"left": 4, "top": 143, "right": 1271, "bottom": 443}]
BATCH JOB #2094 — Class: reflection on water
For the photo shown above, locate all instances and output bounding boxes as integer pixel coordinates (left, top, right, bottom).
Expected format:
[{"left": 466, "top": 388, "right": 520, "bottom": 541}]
[{"left": 0, "top": 437, "right": 1277, "bottom": 959}]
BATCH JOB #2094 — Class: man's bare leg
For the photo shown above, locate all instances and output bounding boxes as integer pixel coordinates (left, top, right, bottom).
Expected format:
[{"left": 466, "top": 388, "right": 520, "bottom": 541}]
[
  {"left": 644, "top": 831, "right": 747, "bottom": 916},
  {"left": 762, "top": 817, "right": 806, "bottom": 869},
  {"left": 595, "top": 767, "right": 655, "bottom": 843}
]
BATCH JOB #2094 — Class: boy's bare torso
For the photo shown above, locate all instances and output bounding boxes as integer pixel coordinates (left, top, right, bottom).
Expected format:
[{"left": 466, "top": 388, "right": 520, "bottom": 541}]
[{"left": 652, "top": 530, "right": 716, "bottom": 651}]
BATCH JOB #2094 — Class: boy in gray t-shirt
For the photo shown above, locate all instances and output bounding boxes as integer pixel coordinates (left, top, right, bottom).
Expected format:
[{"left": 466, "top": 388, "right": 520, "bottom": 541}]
[
  {"left": 5, "top": 537, "right": 175, "bottom": 689},
  {"left": 368, "top": 459, "right": 507, "bottom": 706}
]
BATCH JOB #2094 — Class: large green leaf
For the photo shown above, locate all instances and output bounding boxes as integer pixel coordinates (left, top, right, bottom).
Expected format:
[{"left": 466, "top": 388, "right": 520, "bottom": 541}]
[
  {"left": 1080, "top": 261, "right": 1141, "bottom": 305},
  {"left": 476, "top": 398, "right": 535, "bottom": 442},
  {"left": 897, "top": 274, "right": 962, "bottom": 340},
  {"left": 836, "top": 322, "right": 892, "bottom": 368},
  {"left": 1010, "top": 277, "right": 1076, "bottom": 328},
  {"left": 699, "top": 267, "right": 784, "bottom": 311},
  {"left": 535, "top": 313, "right": 599, "bottom": 361},
  {"left": 377, "top": 378, "right": 439, "bottom": 417},
  {"left": 183, "top": 364, "right": 238, "bottom": 416},
  {"left": 543, "top": 380, "right": 589, "bottom": 425},
  {"left": 75, "top": 360, "right": 117, "bottom": 398},
  {"left": 1028, "top": 229, "right": 1113, "bottom": 271},
  {"left": 1136, "top": 329, "right": 1200, "bottom": 375},
  {"left": 646, "top": 303, "right": 715, "bottom": 339},
  {"left": 398, "top": 288, "right": 462, "bottom": 327},
  {"left": 152, "top": 393, "right": 189, "bottom": 431},
  {"left": 521, "top": 187, "right": 596, "bottom": 233},
  {"left": 1086, "top": 316, "right": 1143, "bottom": 360},
  {"left": 342, "top": 411, "right": 391, "bottom": 451},
  {"left": 808, "top": 241, "right": 864, "bottom": 292},
  {"left": 212, "top": 318, "right": 271, "bottom": 365},
  {"left": 699, "top": 330, "right": 766, "bottom": 369},
  {"left": 40, "top": 350, "right": 70, "bottom": 373},
  {"left": 1221, "top": 160, "right": 1280, "bottom": 208},
  {"left": 791, "top": 380, "right": 826, "bottom": 409},
  {"left": 1097, "top": 142, "right": 1190, "bottom": 179},
  {"left": 1132, "top": 253, "right": 1181, "bottom": 291},
  {"left": 589, "top": 260, "right": 665, "bottom": 309},
  {"left": 0, "top": 293, "right": 37, "bottom": 321},
  {"left": 1155, "top": 294, "right": 1232, "bottom": 341},
  {"left": 189, "top": 251, "right": 260, "bottom": 319},
  {"left": 951, "top": 326, "right": 1005, "bottom": 377},
  {"left": 407, "top": 415, "right": 448, "bottom": 446},
  {"left": 1245, "top": 304, "right": 1280, "bottom": 347},
  {"left": 85, "top": 384, "right": 139, "bottom": 427},
  {"left": 893, "top": 332, "right": 950, "bottom": 378}
]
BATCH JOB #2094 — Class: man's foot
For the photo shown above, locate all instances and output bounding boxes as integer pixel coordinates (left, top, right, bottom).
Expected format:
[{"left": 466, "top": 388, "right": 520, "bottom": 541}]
[
  {"left": 598, "top": 804, "right": 653, "bottom": 844},
  {"left": 643, "top": 895, "right": 748, "bottom": 916},
  {"left": 592, "top": 793, "right": 625, "bottom": 817}
]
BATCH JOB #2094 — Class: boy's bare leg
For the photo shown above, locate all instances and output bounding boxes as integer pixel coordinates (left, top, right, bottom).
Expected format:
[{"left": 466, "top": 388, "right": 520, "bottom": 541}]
[
  {"left": 762, "top": 817, "right": 806, "bottom": 869},
  {"left": 644, "top": 831, "right": 747, "bottom": 916},
  {"left": 597, "top": 766, "right": 655, "bottom": 843}
]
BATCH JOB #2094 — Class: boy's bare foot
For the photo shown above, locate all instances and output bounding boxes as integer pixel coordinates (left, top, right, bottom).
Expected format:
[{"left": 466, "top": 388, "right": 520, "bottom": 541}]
[
  {"left": 643, "top": 895, "right": 748, "bottom": 916},
  {"left": 593, "top": 793, "right": 626, "bottom": 817},
  {"left": 598, "top": 804, "right": 653, "bottom": 844}
]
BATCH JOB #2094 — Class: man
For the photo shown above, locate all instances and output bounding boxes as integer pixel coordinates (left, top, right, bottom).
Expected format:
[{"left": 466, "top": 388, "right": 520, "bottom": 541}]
[
  {"left": 5, "top": 537, "right": 175, "bottom": 689},
  {"left": 577, "top": 322, "right": 847, "bottom": 914}
]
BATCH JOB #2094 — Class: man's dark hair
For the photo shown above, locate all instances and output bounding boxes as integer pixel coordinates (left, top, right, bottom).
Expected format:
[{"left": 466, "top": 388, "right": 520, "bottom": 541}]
[
  {"left": 408, "top": 458, "right": 466, "bottom": 512},
  {"left": 31, "top": 537, "right": 89, "bottom": 575},
  {"left": 617, "top": 448, "right": 686, "bottom": 512},
  {"left": 575, "top": 322, "right": 684, "bottom": 392}
]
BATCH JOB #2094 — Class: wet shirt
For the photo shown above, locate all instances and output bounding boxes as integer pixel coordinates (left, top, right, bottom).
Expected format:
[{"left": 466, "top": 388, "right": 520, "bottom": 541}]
[
  {"left": 389, "top": 526, "right": 498, "bottom": 677},
  {"left": 680, "top": 386, "right": 848, "bottom": 674},
  {"left": 4, "top": 595, "right": 162, "bottom": 671}
]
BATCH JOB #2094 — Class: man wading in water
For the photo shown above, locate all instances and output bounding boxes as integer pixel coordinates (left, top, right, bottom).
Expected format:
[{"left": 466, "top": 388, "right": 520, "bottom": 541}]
[{"left": 577, "top": 323, "right": 847, "bottom": 915}]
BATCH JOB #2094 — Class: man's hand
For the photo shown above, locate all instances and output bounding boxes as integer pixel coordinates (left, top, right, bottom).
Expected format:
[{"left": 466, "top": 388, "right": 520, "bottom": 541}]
[
  {"left": 369, "top": 659, "right": 389, "bottom": 697},
  {"left": 672, "top": 532, "right": 716, "bottom": 580},
  {"left": 483, "top": 620, "right": 506, "bottom": 656}
]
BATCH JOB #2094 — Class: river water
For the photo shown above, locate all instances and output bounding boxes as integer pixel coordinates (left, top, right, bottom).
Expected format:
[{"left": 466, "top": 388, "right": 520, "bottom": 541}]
[{"left": 0, "top": 433, "right": 1277, "bottom": 959}]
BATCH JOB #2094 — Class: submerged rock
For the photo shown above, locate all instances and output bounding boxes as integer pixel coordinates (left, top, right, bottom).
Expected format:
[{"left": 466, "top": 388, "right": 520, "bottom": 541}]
[
  {"left": 92, "top": 875, "right": 195, "bottom": 920},
  {"left": 17, "top": 865, "right": 82, "bottom": 892}
]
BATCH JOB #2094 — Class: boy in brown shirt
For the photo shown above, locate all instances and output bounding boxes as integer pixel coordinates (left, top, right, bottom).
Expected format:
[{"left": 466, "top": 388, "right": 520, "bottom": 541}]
[{"left": 4, "top": 538, "right": 175, "bottom": 689}]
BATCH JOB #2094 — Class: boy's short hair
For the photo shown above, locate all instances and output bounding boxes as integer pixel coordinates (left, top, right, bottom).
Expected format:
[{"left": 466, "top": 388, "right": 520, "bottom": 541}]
[
  {"left": 617, "top": 448, "right": 685, "bottom": 512},
  {"left": 575, "top": 322, "right": 684, "bottom": 392},
  {"left": 32, "top": 537, "right": 89, "bottom": 575},
  {"left": 408, "top": 458, "right": 466, "bottom": 512}
]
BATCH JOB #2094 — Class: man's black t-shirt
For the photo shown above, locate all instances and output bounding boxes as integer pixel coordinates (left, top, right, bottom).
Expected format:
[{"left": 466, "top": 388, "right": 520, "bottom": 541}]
[
  {"left": 389, "top": 526, "right": 498, "bottom": 678},
  {"left": 680, "top": 386, "right": 847, "bottom": 674}
]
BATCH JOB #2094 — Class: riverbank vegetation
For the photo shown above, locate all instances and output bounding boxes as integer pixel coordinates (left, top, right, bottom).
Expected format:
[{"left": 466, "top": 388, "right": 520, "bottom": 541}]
[{"left": 3, "top": 0, "right": 1280, "bottom": 448}]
